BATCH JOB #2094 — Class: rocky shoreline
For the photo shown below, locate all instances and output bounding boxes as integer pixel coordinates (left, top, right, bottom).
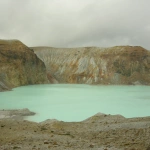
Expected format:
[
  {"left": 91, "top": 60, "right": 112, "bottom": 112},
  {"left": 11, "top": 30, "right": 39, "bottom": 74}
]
[
  {"left": 0, "top": 108, "right": 35, "bottom": 120},
  {"left": 0, "top": 109, "right": 150, "bottom": 150}
]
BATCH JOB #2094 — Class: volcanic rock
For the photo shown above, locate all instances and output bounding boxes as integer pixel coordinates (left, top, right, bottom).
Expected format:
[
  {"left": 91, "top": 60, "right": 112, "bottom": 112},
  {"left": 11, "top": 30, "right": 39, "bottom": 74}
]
[
  {"left": 33, "top": 46, "right": 150, "bottom": 85},
  {"left": 0, "top": 40, "right": 48, "bottom": 91}
]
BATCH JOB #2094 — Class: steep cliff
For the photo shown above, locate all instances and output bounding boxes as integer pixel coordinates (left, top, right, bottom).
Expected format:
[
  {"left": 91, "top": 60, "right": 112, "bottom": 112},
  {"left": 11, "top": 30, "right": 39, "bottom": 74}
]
[
  {"left": 0, "top": 40, "right": 48, "bottom": 91},
  {"left": 33, "top": 46, "right": 150, "bottom": 85}
]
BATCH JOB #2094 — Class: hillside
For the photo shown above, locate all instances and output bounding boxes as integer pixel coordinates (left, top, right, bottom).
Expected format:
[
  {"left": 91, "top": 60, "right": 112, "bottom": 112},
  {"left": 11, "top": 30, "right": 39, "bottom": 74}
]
[
  {"left": 0, "top": 40, "right": 48, "bottom": 91},
  {"left": 33, "top": 46, "right": 150, "bottom": 85}
]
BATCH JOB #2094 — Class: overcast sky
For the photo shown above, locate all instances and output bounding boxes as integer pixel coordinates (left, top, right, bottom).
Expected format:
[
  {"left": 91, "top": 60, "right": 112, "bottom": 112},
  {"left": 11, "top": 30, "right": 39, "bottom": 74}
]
[{"left": 0, "top": 0, "right": 150, "bottom": 49}]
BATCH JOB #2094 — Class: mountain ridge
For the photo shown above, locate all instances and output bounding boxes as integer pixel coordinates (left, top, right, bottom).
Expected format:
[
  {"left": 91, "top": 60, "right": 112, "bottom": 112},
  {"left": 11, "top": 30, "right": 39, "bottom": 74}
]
[{"left": 33, "top": 45, "right": 150, "bottom": 85}]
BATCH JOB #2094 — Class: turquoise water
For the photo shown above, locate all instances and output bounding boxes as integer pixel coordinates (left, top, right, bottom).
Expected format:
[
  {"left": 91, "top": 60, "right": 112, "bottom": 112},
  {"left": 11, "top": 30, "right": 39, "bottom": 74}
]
[{"left": 0, "top": 84, "right": 150, "bottom": 122}]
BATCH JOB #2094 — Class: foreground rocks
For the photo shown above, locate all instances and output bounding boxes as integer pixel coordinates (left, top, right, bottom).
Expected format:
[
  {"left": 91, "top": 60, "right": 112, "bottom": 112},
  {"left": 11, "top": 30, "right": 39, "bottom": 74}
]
[
  {"left": 0, "top": 110, "right": 150, "bottom": 150},
  {"left": 0, "top": 108, "right": 35, "bottom": 120},
  {"left": 0, "top": 40, "right": 48, "bottom": 91},
  {"left": 33, "top": 46, "right": 150, "bottom": 85}
]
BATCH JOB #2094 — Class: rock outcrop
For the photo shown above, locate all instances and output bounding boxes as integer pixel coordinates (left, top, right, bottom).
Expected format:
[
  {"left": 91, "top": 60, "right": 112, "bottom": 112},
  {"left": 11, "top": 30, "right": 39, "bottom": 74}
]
[
  {"left": 33, "top": 46, "right": 150, "bottom": 85},
  {"left": 0, "top": 40, "right": 48, "bottom": 91},
  {"left": 0, "top": 108, "right": 35, "bottom": 119}
]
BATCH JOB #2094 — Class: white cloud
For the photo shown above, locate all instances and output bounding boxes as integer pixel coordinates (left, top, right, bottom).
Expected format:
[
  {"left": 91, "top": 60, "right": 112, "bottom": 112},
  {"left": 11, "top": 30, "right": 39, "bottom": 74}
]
[{"left": 0, "top": 0, "right": 150, "bottom": 49}]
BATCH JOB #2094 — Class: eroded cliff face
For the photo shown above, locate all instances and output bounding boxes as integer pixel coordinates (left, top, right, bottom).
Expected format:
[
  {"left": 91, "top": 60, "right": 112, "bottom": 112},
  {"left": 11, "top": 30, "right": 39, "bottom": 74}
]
[
  {"left": 33, "top": 46, "right": 150, "bottom": 85},
  {"left": 0, "top": 40, "right": 48, "bottom": 91}
]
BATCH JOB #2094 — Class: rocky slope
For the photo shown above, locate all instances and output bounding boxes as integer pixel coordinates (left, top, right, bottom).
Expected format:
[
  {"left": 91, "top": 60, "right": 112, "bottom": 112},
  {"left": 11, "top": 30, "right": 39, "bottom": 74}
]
[
  {"left": 0, "top": 110, "right": 150, "bottom": 150},
  {"left": 0, "top": 40, "right": 48, "bottom": 91},
  {"left": 33, "top": 46, "right": 150, "bottom": 85}
]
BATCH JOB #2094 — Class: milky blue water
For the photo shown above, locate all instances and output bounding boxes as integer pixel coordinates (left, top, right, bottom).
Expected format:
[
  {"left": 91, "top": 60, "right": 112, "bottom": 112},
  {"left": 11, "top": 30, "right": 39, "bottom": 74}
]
[{"left": 0, "top": 84, "right": 150, "bottom": 122}]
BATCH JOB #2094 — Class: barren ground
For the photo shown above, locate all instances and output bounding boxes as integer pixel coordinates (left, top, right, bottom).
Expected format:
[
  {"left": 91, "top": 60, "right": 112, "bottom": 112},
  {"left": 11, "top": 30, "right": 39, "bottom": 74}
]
[{"left": 0, "top": 109, "right": 150, "bottom": 150}]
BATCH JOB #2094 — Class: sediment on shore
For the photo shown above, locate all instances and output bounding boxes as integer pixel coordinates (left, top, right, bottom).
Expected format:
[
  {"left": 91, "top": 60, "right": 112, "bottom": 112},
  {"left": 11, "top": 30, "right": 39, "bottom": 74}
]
[{"left": 0, "top": 109, "right": 150, "bottom": 150}]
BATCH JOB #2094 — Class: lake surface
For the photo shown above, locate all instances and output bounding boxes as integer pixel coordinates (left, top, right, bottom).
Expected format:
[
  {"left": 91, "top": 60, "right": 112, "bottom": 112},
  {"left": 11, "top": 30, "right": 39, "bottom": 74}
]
[{"left": 0, "top": 84, "right": 150, "bottom": 122}]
